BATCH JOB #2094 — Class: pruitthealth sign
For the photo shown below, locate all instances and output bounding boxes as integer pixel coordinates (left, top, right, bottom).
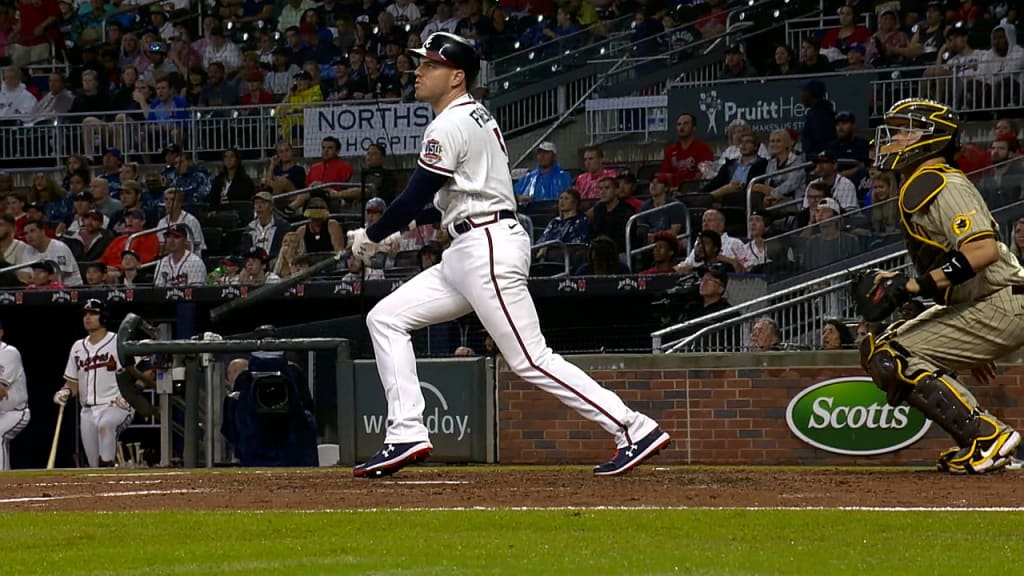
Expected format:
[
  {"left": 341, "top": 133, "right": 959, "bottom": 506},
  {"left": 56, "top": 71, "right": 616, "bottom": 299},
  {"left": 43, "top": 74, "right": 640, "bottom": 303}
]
[
  {"left": 668, "top": 75, "right": 870, "bottom": 140},
  {"left": 786, "top": 377, "right": 932, "bottom": 456}
]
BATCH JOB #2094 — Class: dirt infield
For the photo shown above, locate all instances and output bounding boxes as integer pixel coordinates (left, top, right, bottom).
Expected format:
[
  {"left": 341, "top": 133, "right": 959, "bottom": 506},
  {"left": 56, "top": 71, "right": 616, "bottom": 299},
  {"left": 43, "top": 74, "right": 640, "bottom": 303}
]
[{"left": 1, "top": 467, "right": 1023, "bottom": 512}]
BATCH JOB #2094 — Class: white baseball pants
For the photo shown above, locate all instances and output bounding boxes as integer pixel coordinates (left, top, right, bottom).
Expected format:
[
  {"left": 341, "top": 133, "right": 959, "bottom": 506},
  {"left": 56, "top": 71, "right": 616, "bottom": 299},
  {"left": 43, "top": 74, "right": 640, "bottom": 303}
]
[
  {"left": 367, "top": 219, "right": 658, "bottom": 448},
  {"left": 80, "top": 404, "right": 134, "bottom": 467},
  {"left": 0, "top": 408, "right": 29, "bottom": 470}
]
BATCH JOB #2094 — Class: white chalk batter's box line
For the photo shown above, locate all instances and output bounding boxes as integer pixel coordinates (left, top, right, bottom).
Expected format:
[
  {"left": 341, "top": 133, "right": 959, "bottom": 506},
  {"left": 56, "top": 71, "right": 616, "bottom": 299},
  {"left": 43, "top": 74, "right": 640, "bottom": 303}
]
[{"left": 0, "top": 489, "right": 209, "bottom": 504}]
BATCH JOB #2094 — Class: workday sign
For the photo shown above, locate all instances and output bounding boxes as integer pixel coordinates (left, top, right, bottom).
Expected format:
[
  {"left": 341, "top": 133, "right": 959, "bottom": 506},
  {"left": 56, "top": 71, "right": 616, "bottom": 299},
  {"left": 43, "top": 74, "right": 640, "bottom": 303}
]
[
  {"left": 786, "top": 377, "right": 932, "bottom": 456},
  {"left": 668, "top": 76, "right": 869, "bottom": 139},
  {"left": 351, "top": 358, "right": 494, "bottom": 462}
]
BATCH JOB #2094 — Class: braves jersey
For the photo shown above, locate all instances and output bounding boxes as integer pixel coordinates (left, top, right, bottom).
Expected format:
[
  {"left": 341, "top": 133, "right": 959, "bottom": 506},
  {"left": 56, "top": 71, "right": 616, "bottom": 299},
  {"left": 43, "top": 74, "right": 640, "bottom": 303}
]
[
  {"left": 153, "top": 251, "right": 207, "bottom": 287},
  {"left": 0, "top": 342, "right": 27, "bottom": 411},
  {"left": 417, "top": 94, "right": 517, "bottom": 230},
  {"left": 64, "top": 333, "right": 122, "bottom": 406}
]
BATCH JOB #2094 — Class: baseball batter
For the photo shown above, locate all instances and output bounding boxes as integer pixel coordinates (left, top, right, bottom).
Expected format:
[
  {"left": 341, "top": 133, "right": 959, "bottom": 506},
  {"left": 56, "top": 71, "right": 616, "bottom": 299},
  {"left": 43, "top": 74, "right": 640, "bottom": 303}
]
[
  {"left": 857, "top": 98, "right": 1022, "bottom": 474},
  {"left": 352, "top": 32, "right": 669, "bottom": 478},
  {"left": 0, "top": 323, "right": 29, "bottom": 470},
  {"left": 53, "top": 300, "right": 134, "bottom": 468}
]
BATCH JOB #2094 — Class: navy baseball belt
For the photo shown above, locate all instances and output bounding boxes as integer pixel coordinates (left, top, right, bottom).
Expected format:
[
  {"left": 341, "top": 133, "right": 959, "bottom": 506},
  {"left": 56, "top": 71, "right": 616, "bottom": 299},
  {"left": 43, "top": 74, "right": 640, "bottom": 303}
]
[{"left": 452, "top": 210, "right": 517, "bottom": 235}]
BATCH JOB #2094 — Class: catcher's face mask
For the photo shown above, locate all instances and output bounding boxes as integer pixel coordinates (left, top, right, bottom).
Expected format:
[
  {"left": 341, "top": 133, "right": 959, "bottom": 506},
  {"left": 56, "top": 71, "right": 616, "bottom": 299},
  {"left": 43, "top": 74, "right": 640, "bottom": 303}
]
[{"left": 874, "top": 116, "right": 934, "bottom": 170}]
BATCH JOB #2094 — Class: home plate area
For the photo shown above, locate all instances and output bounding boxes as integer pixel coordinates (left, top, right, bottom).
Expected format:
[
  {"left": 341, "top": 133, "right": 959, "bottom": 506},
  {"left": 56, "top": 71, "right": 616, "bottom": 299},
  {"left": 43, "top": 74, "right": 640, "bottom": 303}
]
[{"left": 0, "top": 468, "right": 1020, "bottom": 512}]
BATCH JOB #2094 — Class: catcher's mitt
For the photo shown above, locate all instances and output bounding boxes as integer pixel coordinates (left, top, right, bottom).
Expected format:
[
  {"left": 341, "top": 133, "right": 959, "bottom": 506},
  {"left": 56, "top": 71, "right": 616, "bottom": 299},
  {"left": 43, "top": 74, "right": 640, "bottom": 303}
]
[{"left": 851, "top": 269, "right": 910, "bottom": 322}]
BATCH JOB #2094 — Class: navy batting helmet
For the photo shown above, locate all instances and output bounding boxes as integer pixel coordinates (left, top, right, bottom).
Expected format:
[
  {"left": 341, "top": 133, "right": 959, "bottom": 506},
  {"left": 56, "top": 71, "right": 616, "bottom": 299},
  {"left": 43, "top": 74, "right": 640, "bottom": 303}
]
[
  {"left": 411, "top": 32, "right": 480, "bottom": 87},
  {"left": 82, "top": 298, "right": 109, "bottom": 327}
]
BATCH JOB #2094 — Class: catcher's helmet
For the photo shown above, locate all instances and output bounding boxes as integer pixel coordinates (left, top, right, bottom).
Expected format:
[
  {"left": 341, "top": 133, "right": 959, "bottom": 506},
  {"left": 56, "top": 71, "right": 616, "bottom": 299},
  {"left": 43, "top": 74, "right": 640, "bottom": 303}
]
[
  {"left": 874, "top": 98, "right": 959, "bottom": 171},
  {"left": 410, "top": 32, "right": 480, "bottom": 87},
  {"left": 82, "top": 298, "right": 109, "bottom": 327}
]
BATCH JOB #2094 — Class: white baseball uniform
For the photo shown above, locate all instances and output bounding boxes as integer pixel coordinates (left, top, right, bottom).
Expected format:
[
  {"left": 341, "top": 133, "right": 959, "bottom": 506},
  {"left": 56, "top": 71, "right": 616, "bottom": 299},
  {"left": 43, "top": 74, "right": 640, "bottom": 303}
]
[
  {"left": 366, "top": 94, "right": 659, "bottom": 448},
  {"left": 63, "top": 331, "right": 134, "bottom": 467},
  {"left": 0, "top": 342, "right": 30, "bottom": 471}
]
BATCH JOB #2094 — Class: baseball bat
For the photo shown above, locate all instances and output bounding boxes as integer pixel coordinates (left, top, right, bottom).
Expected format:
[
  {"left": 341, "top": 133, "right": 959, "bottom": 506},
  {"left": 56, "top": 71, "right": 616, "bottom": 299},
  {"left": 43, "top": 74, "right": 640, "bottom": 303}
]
[
  {"left": 209, "top": 251, "right": 343, "bottom": 325},
  {"left": 46, "top": 403, "right": 65, "bottom": 470}
]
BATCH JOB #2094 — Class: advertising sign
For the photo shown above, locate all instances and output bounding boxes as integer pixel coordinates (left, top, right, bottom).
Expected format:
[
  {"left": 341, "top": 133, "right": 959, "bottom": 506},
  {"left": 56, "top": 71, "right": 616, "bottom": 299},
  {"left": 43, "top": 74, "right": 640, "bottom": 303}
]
[
  {"left": 786, "top": 377, "right": 932, "bottom": 456},
  {"left": 303, "top": 102, "right": 434, "bottom": 158}
]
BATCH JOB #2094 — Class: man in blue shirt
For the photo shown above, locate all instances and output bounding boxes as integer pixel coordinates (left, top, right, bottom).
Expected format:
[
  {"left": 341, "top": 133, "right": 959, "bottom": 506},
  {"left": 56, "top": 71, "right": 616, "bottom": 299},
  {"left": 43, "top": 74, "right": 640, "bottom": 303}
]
[
  {"left": 537, "top": 188, "right": 591, "bottom": 246},
  {"left": 513, "top": 141, "right": 572, "bottom": 206},
  {"left": 826, "top": 110, "right": 870, "bottom": 186}
]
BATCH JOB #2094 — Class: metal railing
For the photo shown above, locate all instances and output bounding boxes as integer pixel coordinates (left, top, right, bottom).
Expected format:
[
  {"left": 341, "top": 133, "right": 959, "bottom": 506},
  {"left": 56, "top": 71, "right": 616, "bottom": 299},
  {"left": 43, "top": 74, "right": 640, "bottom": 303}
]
[
  {"left": 586, "top": 95, "right": 668, "bottom": 144},
  {"left": 651, "top": 250, "right": 912, "bottom": 353},
  {"left": 530, "top": 239, "right": 574, "bottom": 277},
  {"left": 746, "top": 161, "right": 814, "bottom": 227},
  {"left": 624, "top": 201, "right": 692, "bottom": 272}
]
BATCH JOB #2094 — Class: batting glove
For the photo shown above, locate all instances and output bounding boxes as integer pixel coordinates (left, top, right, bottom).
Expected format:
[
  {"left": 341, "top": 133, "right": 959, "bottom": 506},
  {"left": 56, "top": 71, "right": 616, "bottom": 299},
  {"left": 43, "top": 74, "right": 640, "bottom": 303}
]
[{"left": 53, "top": 387, "right": 71, "bottom": 406}]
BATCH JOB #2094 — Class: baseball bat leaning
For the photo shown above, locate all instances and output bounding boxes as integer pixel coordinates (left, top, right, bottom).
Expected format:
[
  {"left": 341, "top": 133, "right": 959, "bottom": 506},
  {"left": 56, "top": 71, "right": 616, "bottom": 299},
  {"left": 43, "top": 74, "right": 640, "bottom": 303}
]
[
  {"left": 209, "top": 250, "right": 343, "bottom": 324},
  {"left": 46, "top": 403, "right": 65, "bottom": 470}
]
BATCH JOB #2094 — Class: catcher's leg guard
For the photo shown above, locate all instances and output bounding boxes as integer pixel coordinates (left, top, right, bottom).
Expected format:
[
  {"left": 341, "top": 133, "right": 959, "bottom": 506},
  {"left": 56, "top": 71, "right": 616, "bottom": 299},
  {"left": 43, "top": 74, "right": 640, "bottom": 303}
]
[{"left": 862, "top": 337, "right": 1019, "bottom": 474}]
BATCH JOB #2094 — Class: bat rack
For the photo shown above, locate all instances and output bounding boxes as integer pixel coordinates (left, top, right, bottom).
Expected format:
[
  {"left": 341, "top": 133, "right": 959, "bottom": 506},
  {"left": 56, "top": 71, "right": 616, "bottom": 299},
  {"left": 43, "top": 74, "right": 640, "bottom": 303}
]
[{"left": 115, "top": 313, "right": 352, "bottom": 468}]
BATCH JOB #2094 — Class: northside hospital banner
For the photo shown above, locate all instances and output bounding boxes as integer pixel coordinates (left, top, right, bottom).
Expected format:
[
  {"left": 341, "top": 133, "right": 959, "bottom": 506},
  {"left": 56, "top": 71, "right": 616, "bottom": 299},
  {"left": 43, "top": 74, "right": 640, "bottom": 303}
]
[
  {"left": 303, "top": 102, "right": 435, "bottom": 158},
  {"left": 668, "top": 76, "right": 871, "bottom": 140}
]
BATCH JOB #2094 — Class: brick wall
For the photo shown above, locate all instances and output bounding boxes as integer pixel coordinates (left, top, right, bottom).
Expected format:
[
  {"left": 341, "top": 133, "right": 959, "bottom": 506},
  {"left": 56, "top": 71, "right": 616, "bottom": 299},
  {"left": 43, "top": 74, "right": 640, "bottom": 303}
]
[{"left": 497, "top": 352, "right": 1024, "bottom": 465}]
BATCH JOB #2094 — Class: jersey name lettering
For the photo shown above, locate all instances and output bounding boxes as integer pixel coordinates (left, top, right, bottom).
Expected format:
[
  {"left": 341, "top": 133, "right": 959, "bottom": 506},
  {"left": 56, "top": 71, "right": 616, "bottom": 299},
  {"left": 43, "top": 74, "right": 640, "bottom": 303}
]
[{"left": 469, "top": 106, "right": 494, "bottom": 128}]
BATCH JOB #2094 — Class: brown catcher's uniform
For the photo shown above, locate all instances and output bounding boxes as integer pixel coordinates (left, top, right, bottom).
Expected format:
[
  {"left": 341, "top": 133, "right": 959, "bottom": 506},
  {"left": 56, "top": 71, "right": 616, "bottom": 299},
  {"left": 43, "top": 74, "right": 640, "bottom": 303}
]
[{"left": 863, "top": 161, "right": 1024, "bottom": 473}]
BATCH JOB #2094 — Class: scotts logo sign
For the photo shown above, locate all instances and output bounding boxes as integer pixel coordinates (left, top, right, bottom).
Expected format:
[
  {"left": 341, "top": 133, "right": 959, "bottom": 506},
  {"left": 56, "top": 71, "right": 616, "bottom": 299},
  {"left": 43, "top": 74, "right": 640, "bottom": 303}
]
[{"left": 786, "top": 377, "right": 932, "bottom": 456}]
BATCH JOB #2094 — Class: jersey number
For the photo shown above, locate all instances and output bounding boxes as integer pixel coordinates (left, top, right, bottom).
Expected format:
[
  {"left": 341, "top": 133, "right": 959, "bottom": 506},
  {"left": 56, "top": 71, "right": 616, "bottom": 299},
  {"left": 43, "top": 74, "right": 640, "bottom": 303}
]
[{"left": 493, "top": 128, "right": 507, "bottom": 156}]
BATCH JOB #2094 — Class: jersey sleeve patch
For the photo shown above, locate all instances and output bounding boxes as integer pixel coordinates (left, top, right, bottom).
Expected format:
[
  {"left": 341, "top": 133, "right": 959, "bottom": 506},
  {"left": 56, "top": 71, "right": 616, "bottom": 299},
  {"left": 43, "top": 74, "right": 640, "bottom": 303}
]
[
  {"left": 951, "top": 210, "right": 975, "bottom": 236},
  {"left": 422, "top": 138, "right": 444, "bottom": 165}
]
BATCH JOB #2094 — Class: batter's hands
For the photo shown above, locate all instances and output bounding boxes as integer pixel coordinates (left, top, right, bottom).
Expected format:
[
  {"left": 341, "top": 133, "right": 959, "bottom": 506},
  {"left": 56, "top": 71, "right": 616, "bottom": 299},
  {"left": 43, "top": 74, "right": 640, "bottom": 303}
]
[
  {"left": 53, "top": 388, "right": 71, "bottom": 406},
  {"left": 971, "top": 362, "right": 997, "bottom": 387}
]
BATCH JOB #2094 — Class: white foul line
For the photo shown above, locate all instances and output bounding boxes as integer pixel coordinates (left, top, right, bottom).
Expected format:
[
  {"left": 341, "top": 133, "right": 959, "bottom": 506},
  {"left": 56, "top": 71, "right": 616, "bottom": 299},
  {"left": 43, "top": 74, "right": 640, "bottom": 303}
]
[{"left": 0, "top": 489, "right": 207, "bottom": 504}]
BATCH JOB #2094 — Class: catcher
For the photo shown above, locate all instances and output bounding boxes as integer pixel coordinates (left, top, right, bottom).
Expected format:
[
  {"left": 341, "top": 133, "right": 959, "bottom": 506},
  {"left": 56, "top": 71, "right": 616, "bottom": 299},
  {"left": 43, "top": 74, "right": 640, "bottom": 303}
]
[{"left": 854, "top": 98, "right": 1023, "bottom": 474}]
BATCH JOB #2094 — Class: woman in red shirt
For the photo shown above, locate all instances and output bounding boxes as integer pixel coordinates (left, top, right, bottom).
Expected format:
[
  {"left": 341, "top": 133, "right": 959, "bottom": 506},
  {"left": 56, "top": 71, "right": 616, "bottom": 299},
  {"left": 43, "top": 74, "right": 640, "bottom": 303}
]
[{"left": 821, "top": 4, "right": 871, "bottom": 55}]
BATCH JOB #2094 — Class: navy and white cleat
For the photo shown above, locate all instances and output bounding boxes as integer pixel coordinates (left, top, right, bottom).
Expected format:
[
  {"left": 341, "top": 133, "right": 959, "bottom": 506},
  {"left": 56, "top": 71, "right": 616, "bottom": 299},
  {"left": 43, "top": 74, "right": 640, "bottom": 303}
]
[
  {"left": 593, "top": 428, "right": 671, "bottom": 477},
  {"left": 353, "top": 441, "right": 433, "bottom": 478}
]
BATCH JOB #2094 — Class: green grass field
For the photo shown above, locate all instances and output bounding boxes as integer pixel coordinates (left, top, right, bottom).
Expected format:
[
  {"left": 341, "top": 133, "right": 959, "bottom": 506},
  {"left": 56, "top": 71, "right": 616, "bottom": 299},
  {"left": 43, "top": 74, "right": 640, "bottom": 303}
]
[{"left": 5, "top": 509, "right": 1023, "bottom": 575}]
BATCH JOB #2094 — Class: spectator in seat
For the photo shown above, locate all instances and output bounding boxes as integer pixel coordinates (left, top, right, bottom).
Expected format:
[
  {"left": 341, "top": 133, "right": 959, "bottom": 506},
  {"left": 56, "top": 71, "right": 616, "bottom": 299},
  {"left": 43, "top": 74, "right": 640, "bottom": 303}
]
[
  {"left": 68, "top": 210, "right": 113, "bottom": 261},
  {"left": 802, "top": 198, "right": 858, "bottom": 269},
  {"left": 278, "top": 71, "right": 323, "bottom": 141},
  {"left": 98, "top": 148, "right": 122, "bottom": 192},
  {"left": 65, "top": 190, "right": 102, "bottom": 237},
  {"left": 0, "top": 213, "right": 26, "bottom": 265},
  {"left": 24, "top": 204, "right": 58, "bottom": 239},
  {"left": 820, "top": 318, "right": 854, "bottom": 351},
  {"left": 797, "top": 181, "right": 830, "bottom": 229},
  {"left": 163, "top": 147, "right": 212, "bottom": 206},
  {"left": 241, "top": 191, "right": 291, "bottom": 260},
  {"left": 115, "top": 250, "right": 150, "bottom": 286},
  {"left": 805, "top": 151, "right": 858, "bottom": 212},
  {"left": 201, "top": 27, "right": 243, "bottom": 74},
  {"left": 83, "top": 262, "right": 107, "bottom": 286},
  {"left": 238, "top": 247, "right": 281, "bottom": 285},
  {"left": 30, "top": 173, "right": 69, "bottom": 227},
  {"left": 590, "top": 176, "right": 635, "bottom": 253},
  {"left": 685, "top": 230, "right": 738, "bottom": 273},
  {"left": 719, "top": 120, "right": 770, "bottom": 165},
  {"left": 153, "top": 224, "right": 207, "bottom": 287},
  {"left": 869, "top": 170, "right": 900, "bottom": 246},
  {"left": 679, "top": 264, "right": 732, "bottom": 322},
  {"left": 30, "top": 72, "right": 74, "bottom": 124},
  {"left": 211, "top": 255, "right": 243, "bottom": 285},
  {"left": 826, "top": 111, "right": 870, "bottom": 185},
  {"left": 797, "top": 36, "right": 833, "bottom": 74},
  {"left": 637, "top": 174, "right": 686, "bottom": 243},
  {"left": 239, "top": 71, "right": 274, "bottom": 109},
  {"left": 139, "top": 78, "right": 190, "bottom": 155},
  {"left": 639, "top": 231, "right": 679, "bottom": 274},
  {"left": 800, "top": 81, "right": 835, "bottom": 160},
  {"left": 139, "top": 42, "right": 179, "bottom": 87},
  {"left": 421, "top": 1, "right": 458, "bottom": 41},
  {"left": 0, "top": 66, "right": 38, "bottom": 122},
  {"left": 536, "top": 188, "right": 591, "bottom": 251},
  {"left": 11, "top": 0, "right": 57, "bottom": 69},
  {"left": 574, "top": 145, "right": 618, "bottom": 200},
  {"left": 198, "top": 62, "right": 239, "bottom": 108},
  {"left": 262, "top": 141, "right": 307, "bottom": 195},
  {"left": 4, "top": 192, "right": 27, "bottom": 240},
  {"left": 676, "top": 209, "right": 745, "bottom": 272},
  {"left": 148, "top": 5, "right": 174, "bottom": 42},
  {"left": 821, "top": 4, "right": 871, "bottom": 56},
  {"left": 298, "top": 135, "right": 355, "bottom": 208},
  {"left": 703, "top": 131, "right": 767, "bottom": 206},
  {"left": 868, "top": 7, "right": 909, "bottom": 65},
  {"left": 661, "top": 113, "right": 714, "bottom": 186},
  {"left": 272, "top": 233, "right": 301, "bottom": 279},
  {"left": 979, "top": 134, "right": 1024, "bottom": 208},
  {"left": 891, "top": 3, "right": 942, "bottom": 66},
  {"left": 514, "top": 141, "right": 572, "bottom": 205},
  {"left": 100, "top": 207, "right": 159, "bottom": 270},
  {"left": 573, "top": 235, "right": 629, "bottom": 275},
  {"left": 720, "top": 44, "right": 757, "bottom": 79},
  {"left": 995, "top": 118, "right": 1019, "bottom": 140},
  {"left": 88, "top": 178, "right": 122, "bottom": 219},
  {"left": 278, "top": 0, "right": 317, "bottom": 34},
  {"left": 266, "top": 49, "right": 302, "bottom": 99},
  {"left": 750, "top": 317, "right": 782, "bottom": 351},
  {"left": 616, "top": 174, "right": 643, "bottom": 211},
  {"left": 842, "top": 44, "right": 871, "bottom": 71},
  {"left": 109, "top": 181, "right": 152, "bottom": 233},
  {"left": 986, "top": 23, "right": 1024, "bottom": 104},
  {"left": 855, "top": 320, "right": 885, "bottom": 347},
  {"left": 924, "top": 23, "right": 987, "bottom": 106},
  {"left": 21, "top": 221, "right": 82, "bottom": 286},
  {"left": 1010, "top": 217, "right": 1024, "bottom": 265},
  {"left": 738, "top": 210, "right": 777, "bottom": 272},
  {"left": 157, "top": 188, "right": 206, "bottom": 255},
  {"left": 210, "top": 147, "right": 255, "bottom": 209},
  {"left": 768, "top": 44, "right": 797, "bottom": 76},
  {"left": 360, "top": 144, "right": 396, "bottom": 205},
  {"left": 24, "top": 260, "right": 64, "bottom": 290},
  {"left": 750, "top": 128, "right": 806, "bottom": 211},
  {"left": 296, "top": 197, "right": 345, "bottom": 254}
]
